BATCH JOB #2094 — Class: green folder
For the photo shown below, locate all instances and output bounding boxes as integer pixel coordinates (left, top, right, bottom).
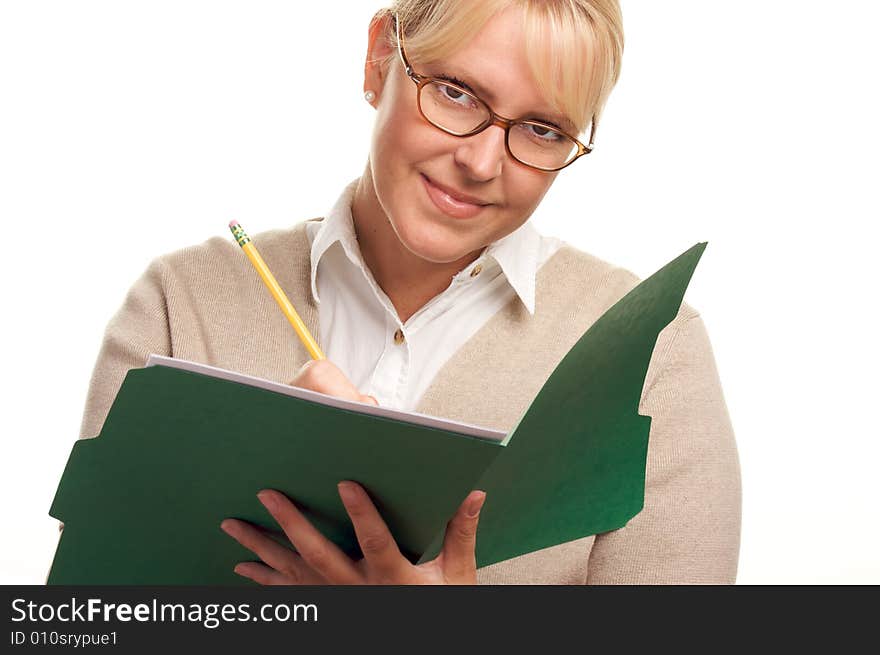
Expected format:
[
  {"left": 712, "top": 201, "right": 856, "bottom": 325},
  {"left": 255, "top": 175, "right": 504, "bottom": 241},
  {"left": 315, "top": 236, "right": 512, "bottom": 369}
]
[{"left": 48, "top": 243, "right": 705, "bottom": 584}]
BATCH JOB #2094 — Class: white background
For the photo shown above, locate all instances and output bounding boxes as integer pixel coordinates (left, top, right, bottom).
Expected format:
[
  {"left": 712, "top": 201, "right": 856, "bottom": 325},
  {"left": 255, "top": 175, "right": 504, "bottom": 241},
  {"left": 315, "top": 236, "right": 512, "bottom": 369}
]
[{"left": 1, "top": 1, "right": 877, "bottom": 584}]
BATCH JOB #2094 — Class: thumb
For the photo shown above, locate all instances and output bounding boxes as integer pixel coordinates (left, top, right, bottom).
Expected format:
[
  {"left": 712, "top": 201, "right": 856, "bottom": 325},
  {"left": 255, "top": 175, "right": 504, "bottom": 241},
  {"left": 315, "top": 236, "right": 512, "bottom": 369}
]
[
  {"left": 362, "top": 395, "right": 379, "bottom": 406},
  {"left": 439, "top": 490, "right": 485, "bottom": 583}
]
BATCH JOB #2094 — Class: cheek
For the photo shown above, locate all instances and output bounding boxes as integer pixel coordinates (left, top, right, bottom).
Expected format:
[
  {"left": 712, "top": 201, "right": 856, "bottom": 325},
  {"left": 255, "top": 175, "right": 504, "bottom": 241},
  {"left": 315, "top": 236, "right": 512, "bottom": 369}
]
[
  {"left": 370, "top": 105, "right": 449, "bottom": 219},
  {"left": 372, "top": 110, "right": 443, "bottom": 175},
  {"left": 499, "top": 168, "right": 555, "bottom": 225},
  {"left": 463, "top": 170, "right": 553, "bottom": 249},
  {"left": 370, "top": 75, "right": 432, "bottom": 166}
]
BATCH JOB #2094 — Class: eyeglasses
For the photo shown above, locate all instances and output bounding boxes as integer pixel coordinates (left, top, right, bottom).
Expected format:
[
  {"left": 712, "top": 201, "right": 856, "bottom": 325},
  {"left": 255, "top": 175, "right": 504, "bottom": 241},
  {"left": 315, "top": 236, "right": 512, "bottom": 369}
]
[{"left": 393, "top": 15, "right": 595, "bottom": 172}]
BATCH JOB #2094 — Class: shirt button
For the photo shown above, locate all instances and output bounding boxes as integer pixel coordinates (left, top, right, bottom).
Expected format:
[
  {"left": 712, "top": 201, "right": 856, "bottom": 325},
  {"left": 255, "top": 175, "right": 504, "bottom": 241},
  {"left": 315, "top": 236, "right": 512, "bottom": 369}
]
[
  {"left": 393, "top": 328, "right": 405, "bottom": 345},
  {"left": 470, "top": 264, "right": 483, "bottom": 277}
]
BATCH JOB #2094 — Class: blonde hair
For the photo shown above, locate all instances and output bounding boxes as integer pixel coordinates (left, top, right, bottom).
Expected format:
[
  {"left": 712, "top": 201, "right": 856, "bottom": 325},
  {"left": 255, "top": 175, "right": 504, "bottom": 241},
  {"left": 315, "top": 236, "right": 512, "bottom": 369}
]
[{"left": 381, "top": 0, "right": 624, "bottom": 136}]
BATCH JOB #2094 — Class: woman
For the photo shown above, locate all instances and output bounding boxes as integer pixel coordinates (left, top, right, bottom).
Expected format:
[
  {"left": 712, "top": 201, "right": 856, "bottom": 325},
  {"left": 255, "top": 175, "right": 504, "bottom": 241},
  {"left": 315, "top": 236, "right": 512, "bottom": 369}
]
[{"left": 77, "top": 0, "right": 740, "bottom": 584}]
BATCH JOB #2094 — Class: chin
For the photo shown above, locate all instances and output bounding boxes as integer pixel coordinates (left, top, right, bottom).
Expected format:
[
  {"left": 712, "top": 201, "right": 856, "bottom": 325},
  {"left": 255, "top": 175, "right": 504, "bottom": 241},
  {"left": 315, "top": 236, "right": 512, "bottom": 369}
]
[{"left": 391, "top": 214, "right": 477, "bottom": 264}]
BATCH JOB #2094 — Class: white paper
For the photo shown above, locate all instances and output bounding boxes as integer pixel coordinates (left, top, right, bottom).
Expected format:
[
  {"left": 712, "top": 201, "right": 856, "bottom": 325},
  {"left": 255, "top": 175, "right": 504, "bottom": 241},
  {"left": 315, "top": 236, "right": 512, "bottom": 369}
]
[{"left": 145, "top": 354, "right": 507, "bottom": 443}]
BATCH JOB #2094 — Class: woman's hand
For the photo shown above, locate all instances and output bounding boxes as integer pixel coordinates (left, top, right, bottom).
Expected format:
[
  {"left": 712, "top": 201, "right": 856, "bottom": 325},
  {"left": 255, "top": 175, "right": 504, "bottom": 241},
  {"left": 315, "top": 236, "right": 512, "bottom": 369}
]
[
  {"left": 289, "top": 359, "right": 378, "bottom": 405},
  {"left": 220, "top": 482, "right": 486, "bottom": 585}
]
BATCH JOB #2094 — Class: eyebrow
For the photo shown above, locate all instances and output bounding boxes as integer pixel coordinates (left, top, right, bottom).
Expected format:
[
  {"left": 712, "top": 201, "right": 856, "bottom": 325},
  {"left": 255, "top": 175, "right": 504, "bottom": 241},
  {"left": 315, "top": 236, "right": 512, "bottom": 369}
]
[{"left": 425, "top": 63, "right": 578, "bottom": 134}]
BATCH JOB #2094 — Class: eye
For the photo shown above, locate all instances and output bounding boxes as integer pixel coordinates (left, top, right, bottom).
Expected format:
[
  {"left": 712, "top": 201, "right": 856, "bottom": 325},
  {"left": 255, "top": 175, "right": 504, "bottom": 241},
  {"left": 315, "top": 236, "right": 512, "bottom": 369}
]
[
  {"left": 437, "top": 83, "right": 475, "bottom": 107},
  {"left": 524, "top": 123, "right": 563, "bottom": 142}
]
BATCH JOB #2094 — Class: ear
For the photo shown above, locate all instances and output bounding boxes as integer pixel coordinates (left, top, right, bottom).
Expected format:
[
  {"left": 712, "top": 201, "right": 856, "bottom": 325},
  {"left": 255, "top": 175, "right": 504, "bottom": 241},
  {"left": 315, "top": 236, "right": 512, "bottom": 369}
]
[{"left": 363, "top": 10, "right": 395, "bottom": 104}]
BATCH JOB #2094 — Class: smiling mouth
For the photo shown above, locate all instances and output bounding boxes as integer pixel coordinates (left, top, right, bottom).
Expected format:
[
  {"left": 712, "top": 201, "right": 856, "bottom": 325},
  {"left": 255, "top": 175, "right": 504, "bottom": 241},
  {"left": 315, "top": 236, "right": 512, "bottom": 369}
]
[{"left": 421, "top": 174, "right": 491, "bottom": 220}]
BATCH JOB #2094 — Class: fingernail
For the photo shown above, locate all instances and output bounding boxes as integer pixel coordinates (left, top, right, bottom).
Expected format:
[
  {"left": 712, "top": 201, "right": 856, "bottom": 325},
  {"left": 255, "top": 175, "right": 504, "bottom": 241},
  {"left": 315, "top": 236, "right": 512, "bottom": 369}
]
[
  {"left": 257, "top": 490, "right": 277, "bottom": 511},
  {"left": 220, "top": 520, "right": 233, "bottom": 534},
  {"left": 466, "top": 491, "right": 486, "bottom": 518},
  {"left": 337, "top": 482, "right": 358, "bottom": 505}
]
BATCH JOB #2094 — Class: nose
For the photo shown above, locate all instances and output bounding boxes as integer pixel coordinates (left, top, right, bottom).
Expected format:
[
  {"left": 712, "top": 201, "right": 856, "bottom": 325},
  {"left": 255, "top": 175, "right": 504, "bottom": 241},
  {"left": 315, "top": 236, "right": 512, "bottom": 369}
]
[{"left": 453, "top": 125, "right": 506, "bottom": 182}]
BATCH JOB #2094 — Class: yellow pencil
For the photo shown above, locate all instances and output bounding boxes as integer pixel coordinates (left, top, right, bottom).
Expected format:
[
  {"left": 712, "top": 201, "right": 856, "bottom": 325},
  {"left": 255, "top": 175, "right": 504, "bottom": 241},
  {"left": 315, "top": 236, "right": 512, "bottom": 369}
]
[{"left": 229, "top": 220, "right": 325, "bottom": 360}]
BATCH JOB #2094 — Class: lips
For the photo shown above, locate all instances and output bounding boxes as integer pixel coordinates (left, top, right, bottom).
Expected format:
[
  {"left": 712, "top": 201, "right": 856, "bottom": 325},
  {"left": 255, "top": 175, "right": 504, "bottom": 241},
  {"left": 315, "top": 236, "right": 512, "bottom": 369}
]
[{"left": 421, "top": 174, "right": 491, "bottom": 220}]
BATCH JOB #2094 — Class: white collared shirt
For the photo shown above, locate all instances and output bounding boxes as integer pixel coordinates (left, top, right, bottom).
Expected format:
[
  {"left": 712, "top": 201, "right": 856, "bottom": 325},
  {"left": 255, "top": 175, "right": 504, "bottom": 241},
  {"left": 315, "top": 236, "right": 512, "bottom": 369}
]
[{"left": 306, "top": 180, "right": 563, "bottom": 411}]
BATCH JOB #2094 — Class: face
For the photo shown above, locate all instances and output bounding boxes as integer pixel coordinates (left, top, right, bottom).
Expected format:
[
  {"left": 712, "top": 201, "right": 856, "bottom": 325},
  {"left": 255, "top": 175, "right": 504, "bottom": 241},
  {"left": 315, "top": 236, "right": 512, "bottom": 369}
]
[{"left": 363, "top": 6, "right": 568, "bottom": 264}]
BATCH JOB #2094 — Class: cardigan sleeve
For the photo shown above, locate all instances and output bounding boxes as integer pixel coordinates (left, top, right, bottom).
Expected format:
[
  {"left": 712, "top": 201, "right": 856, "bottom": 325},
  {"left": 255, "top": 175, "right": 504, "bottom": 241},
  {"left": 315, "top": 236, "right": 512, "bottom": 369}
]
[
  {"left": 585, "top": 313, "right": 741, "bottom": 583},
  {"left": 54, "top": 260, "right": 172, "bottom": 538},
  {"left": 77, "top": 258, "right": 172, "bottom": 440}
]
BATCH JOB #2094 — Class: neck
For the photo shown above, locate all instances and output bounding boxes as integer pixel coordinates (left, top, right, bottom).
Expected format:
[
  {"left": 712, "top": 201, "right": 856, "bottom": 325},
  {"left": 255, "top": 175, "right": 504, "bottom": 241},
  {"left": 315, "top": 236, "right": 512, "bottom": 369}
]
[{"left": 351, "top": 167, "right": 481, "bottom": 323}]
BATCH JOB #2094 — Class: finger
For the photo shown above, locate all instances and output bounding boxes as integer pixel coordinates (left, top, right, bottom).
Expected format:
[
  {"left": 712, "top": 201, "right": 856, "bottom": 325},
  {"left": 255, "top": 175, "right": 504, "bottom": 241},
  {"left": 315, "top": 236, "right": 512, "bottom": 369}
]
[
  {"left": 288, "top": 360, "right": 365, "bottom": 402},
  {"left": 233, "top": 561, "right": 326, "bottom": 585},
  {"left": 221, "top": 518, "right": 312, "bottom": 583},
  {"left": 337, "top": 481, "right": 407, "bottom": 578},
  {"left": 257, "top": 489, "right": 362, "bottom": 584},
  {"left": 439, "top": 490, "right": 485, "bottom": 582},
  {"left": 233, "top": 561, "right": 294, "bottom": 586}
]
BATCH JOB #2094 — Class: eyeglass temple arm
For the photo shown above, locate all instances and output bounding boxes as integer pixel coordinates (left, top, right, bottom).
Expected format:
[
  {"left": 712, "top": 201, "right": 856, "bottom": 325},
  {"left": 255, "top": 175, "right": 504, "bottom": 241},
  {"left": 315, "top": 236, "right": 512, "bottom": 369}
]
[
  {"left": 585, "top": 117, "right": 597, "bottom": 152},
  {"left": 394, "top": 15, "right": 418, "bottom": 80}
]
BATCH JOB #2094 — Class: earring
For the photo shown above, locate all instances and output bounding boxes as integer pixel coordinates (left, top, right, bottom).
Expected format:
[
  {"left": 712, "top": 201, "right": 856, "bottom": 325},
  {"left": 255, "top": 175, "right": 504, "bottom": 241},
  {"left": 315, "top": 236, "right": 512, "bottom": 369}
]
[{"left": 364, "top": 90, "right": 376, "bottom": 103}]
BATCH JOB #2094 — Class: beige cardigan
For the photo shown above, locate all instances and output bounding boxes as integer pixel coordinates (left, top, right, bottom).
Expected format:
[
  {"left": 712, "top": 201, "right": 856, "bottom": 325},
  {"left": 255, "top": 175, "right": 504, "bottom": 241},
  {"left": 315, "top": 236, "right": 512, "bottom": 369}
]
[{"left": 78, "top": 220, "right": 741, "bottom": 584}]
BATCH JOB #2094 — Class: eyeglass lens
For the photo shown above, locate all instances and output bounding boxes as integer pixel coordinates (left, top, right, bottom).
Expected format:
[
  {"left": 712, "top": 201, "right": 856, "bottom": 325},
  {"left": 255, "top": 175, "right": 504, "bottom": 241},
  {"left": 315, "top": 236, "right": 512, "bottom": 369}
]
[{"left": 419, "top": 80, "right": 579, "bottom": 170}]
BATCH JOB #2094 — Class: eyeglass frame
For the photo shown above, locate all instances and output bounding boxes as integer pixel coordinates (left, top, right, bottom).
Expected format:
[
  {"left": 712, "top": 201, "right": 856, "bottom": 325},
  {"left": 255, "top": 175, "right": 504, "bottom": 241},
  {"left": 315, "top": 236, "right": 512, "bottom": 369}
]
[{"left": 392, "top": 14, "right": 596, "bottom": 172}]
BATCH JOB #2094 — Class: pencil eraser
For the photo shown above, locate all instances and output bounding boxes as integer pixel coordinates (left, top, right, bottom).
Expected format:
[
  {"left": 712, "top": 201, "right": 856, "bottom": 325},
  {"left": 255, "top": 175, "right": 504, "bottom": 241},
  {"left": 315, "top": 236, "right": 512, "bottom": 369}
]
[{"left": 229, "top": 220, "right": 239, "bottom": 228}]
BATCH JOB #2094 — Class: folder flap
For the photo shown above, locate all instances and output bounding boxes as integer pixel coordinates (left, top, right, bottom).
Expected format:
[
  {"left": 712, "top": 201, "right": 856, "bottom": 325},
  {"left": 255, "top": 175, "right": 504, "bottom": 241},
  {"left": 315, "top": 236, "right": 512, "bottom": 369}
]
[{"left": 468, "top": 243, "right": 706, "bottom": 567}]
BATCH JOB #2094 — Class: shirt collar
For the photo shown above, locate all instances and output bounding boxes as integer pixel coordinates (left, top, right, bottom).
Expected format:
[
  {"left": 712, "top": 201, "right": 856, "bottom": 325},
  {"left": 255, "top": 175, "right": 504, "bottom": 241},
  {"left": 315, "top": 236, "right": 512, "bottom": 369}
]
[
  {"left": 309, "top": 179, "right": 363, "bottom": 303},
  {"left": 481, "top": 221, "right": 541, "bottom": 315},
  {"left": 311, "top": 179, "right": 542, "bottom": 314}
]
